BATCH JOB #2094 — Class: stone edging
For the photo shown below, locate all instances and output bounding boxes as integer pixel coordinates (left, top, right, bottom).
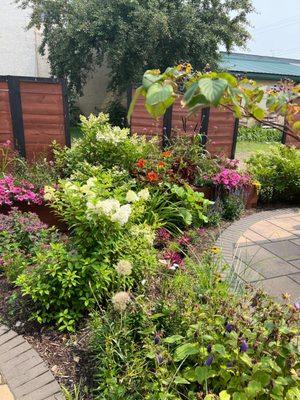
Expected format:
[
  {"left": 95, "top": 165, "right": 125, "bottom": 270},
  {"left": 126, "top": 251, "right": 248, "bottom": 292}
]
[
  {"left": 0, "top": 325, "right": 62, "bottom": 400},
  {"left": 216, "top": 208, "right": 300, "bottom": 267}
]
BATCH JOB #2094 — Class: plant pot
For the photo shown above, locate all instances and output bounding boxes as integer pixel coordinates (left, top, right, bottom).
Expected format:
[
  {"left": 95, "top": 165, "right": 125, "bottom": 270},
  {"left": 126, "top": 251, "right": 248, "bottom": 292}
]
[
  {"left": 244, "top": 185, "right": 259, "bottom": 209},
  {"left": 0, "top": 202, "right": 68, "bottom": 232}
]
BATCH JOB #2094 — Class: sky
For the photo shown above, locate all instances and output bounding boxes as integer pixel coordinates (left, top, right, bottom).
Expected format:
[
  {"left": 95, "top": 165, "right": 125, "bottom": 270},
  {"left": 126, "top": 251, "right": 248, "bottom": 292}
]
[{"left": 233, "top": 0, "right": 300, "bottom": 59}]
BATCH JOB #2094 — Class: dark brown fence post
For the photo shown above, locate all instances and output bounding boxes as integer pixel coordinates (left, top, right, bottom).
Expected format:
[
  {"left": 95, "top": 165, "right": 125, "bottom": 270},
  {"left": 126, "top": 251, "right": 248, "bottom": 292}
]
[
  {"left": 7, "top": 76, "right": 26, "bottom": 158},
  {"left": 162, "top": 105, "right": 173, "bottom": 148},
  {"left": 200, "top": 107, "right": 210, "bottom": 146},
  {"left": 231, "top": 118, "right": 240, "bottom": 159},
  {"left": 61, "top": 78, "right": 71, "bottom": 147}
]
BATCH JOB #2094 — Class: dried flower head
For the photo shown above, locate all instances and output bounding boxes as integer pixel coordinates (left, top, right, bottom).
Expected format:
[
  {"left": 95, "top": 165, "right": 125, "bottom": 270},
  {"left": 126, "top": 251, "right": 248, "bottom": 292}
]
[
  {"left": 112, "top": 291, "right": 131, "bottom": 312},
  {"left": 115, "top": 260, "right": 133, "bottom": 276}
]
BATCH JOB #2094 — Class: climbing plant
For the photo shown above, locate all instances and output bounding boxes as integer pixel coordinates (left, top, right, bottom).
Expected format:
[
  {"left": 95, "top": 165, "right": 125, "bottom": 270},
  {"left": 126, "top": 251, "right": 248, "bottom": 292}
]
[{"left": 128, "top": 64, "right": 300, "bottom": 141}]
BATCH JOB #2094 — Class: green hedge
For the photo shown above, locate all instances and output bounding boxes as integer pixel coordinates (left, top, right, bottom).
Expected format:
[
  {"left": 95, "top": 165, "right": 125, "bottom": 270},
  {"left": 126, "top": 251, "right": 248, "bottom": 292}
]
[{"left": 238, "top": 126, "right": 282, "bottom": 142}]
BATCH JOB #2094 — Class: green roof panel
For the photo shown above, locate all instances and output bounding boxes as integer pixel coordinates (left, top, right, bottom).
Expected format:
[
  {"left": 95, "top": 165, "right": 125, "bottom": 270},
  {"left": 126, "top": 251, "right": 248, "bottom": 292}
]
[{"left": 220, "top": 53, "right": 300, "bottom": 82}]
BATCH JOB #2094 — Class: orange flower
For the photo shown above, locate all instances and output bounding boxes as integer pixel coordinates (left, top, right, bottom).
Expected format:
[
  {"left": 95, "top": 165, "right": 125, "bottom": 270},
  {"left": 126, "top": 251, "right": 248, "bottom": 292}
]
[
  {"left": 137, "top": 159, "right": 146, "bottom": 168},
  {"left": 157, "top": 161, "right": 165, "bottom": 169},
  {"left": 147, "top": 171, "right": 158, "bottom": 182},
  {"left": 162, "top": 151, "right": 172, "bottom": 158}
]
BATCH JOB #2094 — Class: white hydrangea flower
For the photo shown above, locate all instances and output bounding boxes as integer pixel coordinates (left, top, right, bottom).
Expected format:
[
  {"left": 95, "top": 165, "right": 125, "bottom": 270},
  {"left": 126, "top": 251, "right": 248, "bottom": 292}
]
[
  {"left": 138, "top": 188, "right": 150, "bottom": 201},
  {"left": 112, "top": 291, "right": 131, "bottom": 312},
  {"left": 96, "top": 126, "right": 129, "bottom": 145},
  {"left": 115, "top": 260, "right": 133, "bottom": 276},
  {"left": 97, "top": 199, "right": 120, "bottom": 216},
  {"left": 111, "top": 204, "right": 131, "bottom": 225},
  {"left": 126, "top": 190, "right": 139, "bottom": 203}
]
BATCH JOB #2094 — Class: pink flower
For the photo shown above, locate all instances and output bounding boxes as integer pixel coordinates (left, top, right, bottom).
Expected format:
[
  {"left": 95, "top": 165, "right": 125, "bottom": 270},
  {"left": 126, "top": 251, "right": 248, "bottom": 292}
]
[{"left": 212, "top": 169, "right": 251, "bottom": 190}]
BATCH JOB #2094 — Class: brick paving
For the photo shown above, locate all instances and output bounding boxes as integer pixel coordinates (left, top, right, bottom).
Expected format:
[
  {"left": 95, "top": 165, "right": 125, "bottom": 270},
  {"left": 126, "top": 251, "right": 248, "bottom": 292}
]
[
  {"left": 0, "top": 325, "right": 62, "bottom": 400},
  {"left": 217, "top": 208, "right": 300, "bottom": 302}
]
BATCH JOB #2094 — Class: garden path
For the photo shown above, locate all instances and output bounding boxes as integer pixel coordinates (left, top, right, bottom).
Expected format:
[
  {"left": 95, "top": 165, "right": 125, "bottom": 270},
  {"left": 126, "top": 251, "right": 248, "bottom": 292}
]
[
  {"left": 217, "top": 208, "right": 300, "bottom": 302},
  {"left": 0, "top": 325, "right": 62, "bottom": 400}
]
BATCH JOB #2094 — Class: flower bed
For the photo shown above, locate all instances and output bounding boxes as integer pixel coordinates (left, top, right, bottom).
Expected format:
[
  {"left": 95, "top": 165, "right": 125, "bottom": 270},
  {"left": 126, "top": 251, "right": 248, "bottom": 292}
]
[{"left": 0, "top": 114, "right": 298, "bottom": 399}]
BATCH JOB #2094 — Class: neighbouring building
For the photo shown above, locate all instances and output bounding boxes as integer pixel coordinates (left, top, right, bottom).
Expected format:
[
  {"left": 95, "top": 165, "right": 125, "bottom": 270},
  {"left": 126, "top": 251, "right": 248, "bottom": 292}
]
[{"left": 220, "top": 52, "right": 300, "bottom": 85}]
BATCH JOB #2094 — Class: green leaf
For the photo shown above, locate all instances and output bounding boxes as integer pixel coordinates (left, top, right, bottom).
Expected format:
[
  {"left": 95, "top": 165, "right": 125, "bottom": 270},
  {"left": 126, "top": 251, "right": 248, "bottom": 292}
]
[
  {"left": 183, "top": 82, "right": 199, "bottom": 105},
  {"left": 213, "top": 344, "right": 226, "bottom": 356},
  {"left": 245, "top": 380, "right": 262, "bottom": 398},
  {"left": 174, "top": 376, "right": 190, "bottom": 385},
  {"left": 127, "top": 86, "right": 145, "bottom": 124},
  {"left": 146, "top": 83, "right": 174, "bottom": 106},
  {"left": 252, "top": 106, "right": 266, "bottom": 120},
  {"left": 219, "top": 390, "right": 231, "bottom": 400},
  {"left": 239, "top": 353, "right": 253, "bottom": 367},
  {"left": 173, "top": 343, "right": 199, "bottom": 361},
  {"left": 252, "top": 371, "right": 271, "bottom": 387},
  {"left": 293, "top": 121, "right": 300, "bottom": 131},
  {"left": 232, "top": 393, "right": 247, "bottom": 400},
  {"left": 218, "top": 72, "right": 238, "bottom": 87},
  {"left": 286, "top": 387, "right": 300, "bottom": 400},
  {"left": 194, "top": 366, "right": 216, "bottom": 384},
  {"left": 198, "top": 78, "right": 228, "bottom": 105},
  {"left": 164, "top": 335, "right": 184, "bottom": 344},
  {"left": 142, "top": 73, "right": 163, "bottom": 90}
]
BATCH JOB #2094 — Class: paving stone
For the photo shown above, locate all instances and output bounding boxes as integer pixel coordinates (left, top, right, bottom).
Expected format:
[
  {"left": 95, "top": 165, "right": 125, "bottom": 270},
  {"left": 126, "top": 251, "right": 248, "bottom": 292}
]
[
  {"left": 21, "top": 381, "right": 61, "bottom": 400},
  {"left": 261, "top": 276, "right": 300, "bottom": 302},
  {"left": 250, "top": 221, "right": 297, "bottom": 241},
  {"left": 14, "top": 371, "right": 56, "bottom": 398},
  {"left": 239, "top": 229, "right": 269, "bottom": 245},
  {"left": 268, "top": 217, "right": 300, "bottom": 236},
  {"left": 290, "top": 259, "right": 300, "bottom": 269},
  {"left": 291, "top": 238, "right": 300, "bottom": 246},
  {"left": 233, "top": 259, "right": 265, "bottom": 282},
  {"left": 0, "top": 384, "right": 14, "bottom": 400},
  {"left": 289, "top": 273, "right": 300, "bottom": 284},
  {"left": 261, "top": 240, "right": 300, "bottom": 261}
]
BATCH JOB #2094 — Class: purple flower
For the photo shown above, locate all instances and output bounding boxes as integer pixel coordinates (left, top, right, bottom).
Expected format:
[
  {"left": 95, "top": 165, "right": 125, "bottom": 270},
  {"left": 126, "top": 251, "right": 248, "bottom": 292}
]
[
  {"left": 156, "top": 354, "right": 163, "bottom": 364},
  {"left": 225, "top": 323, "right": 233, "bottom": 333},
  {"left": 294, "top": 302, "right": 300, "bottom": 311},
  {"left": 206, "top": 344, "right": 212, "bottom": 353},
  {"left": 154, "top": 334, "right": 161, "bottom": 345},
  {"left": 227, "top": 361, "right": 233, "bottom": 368},
  {"left": 178, "top": 234, "right": 191, "bottom": 247},
  {"left": 240, "top": 340, "right": 249, "bottom": 352},
  {"left": 204, "top": 355, "right": 214, "bottom": 366}
]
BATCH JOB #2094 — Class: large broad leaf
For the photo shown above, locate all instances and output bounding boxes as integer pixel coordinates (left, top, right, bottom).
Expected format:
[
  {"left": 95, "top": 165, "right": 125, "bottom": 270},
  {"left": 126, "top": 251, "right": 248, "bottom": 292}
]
[
  {"left": 245, "top": 380, "right": 262, "bottom": 398},
  {"left": 173, "top": 343, "right": 199, "bottom": 361},
  {"left": 293, "top": 121, "right": 300, "bottom": 131},
  {"left": 146, "top": 83, "right": 174, "bottom": 106},
  {"left": 127, "top": 86, "right": 146, "bottom": 124},
  {"left": 194, "top": 366, "right": 216, "bottom": 384},
  {"left": 164, "top": 335, "right": 184, "bottom": 344},
  {"left": 142, "top": 73, "right": 163, "bottom": 90},
  {"left": 198, "top": 78, "right": 228, "bottom": 105},
  {"left": 218, "top": 72, "right": 238, "bottom": 87},
  {"left": 182, "top": 82, "right": 199, "bottom": 106}
]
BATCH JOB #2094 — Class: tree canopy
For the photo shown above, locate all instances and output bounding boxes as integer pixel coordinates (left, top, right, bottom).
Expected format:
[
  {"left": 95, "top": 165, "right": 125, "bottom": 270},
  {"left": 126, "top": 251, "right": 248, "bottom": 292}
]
[{"left": 18, "top": 0, "right": 254, "bottom": 96}]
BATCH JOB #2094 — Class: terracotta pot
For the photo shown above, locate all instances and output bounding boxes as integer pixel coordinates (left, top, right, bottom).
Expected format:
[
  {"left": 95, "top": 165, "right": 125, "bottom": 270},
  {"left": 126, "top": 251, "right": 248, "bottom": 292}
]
[
  {"left": 0, "top": 202, "right": 68, "bottom": 232},
  {"left": 244, "top": 185, "right": 258, "bottom": 209}
]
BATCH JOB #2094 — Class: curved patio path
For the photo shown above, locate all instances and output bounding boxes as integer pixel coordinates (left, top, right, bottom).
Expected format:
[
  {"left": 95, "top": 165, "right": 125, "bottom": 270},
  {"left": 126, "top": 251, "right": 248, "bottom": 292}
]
[
  {"left": 217, "top": 208, "right": 300, "bottom": 302},
  {"left": 0, "top": 325, "right": 62, "bottom": 400}
]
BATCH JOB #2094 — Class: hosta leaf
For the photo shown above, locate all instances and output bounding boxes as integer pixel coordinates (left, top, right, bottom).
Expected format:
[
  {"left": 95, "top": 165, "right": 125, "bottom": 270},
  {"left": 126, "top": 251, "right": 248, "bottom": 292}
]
[
  {"left": 198, "top": 78, "right": 228, "bottom": 105},
  {"left": 173, "top": 343, "right": 199, "bottom": 361}
]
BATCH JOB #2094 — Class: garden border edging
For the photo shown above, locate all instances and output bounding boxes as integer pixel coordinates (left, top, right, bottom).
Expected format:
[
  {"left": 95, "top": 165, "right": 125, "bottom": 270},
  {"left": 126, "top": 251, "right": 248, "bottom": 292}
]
[{"left": 0, "top": 324, "right": 62, "bottom": 400}]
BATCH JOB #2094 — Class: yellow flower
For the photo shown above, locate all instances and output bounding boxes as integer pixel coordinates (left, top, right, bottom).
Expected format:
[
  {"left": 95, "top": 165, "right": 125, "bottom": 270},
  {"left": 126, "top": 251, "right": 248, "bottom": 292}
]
[{"left": 211, "top": 246, "right": 221, "bottom": 255}]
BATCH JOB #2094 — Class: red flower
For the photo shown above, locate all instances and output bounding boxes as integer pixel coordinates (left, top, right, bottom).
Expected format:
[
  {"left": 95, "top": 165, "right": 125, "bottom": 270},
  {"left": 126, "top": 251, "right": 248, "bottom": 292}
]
[
  {"left": 147, "top": 171, "right": 158, "bottom": 182},
  {"left": 137, "top": 159, "right": 146, "bottom": 168},
  {"left": 162, "top": 151, "right": 172, "bottom": 158},
  {"left": 157, "top": 161, "right": 165, "bottom": 169}
]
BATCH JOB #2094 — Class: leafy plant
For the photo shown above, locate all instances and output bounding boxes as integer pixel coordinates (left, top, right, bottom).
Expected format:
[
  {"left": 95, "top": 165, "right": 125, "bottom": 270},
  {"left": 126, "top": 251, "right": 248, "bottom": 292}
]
[
  {"left": 246, "top": 144, "right": 300, "bottom": 202},
  {"left": 221, "top": 194, "right": 245, "bottom": 221},
  {"left": 238, "top": 126, "right": 282, "bottom": 143}
]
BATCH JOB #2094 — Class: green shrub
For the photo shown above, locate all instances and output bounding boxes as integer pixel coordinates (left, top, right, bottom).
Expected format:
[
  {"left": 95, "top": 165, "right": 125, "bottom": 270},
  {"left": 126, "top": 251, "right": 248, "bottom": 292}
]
[
  {"left": 222, "top": 194, "right": 245, "bottom": 221},
  {"left": 246, "top": 144, "right": 300, "bottom": 202},
  {"left": 53, "top": 113, "right": 158, "bottom": 176},
  {"left": 238, "top": 126, "right": 282, "bottom": 142}
]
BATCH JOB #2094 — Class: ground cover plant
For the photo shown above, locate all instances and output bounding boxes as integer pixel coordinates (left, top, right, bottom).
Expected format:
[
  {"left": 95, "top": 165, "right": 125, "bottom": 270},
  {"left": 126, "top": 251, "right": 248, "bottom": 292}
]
[
  {"left": 0, "top": 110, "right": 299, "bottom": 399},
  {"left": 238, "top": 126, "right": 282, "bottom": 143}
]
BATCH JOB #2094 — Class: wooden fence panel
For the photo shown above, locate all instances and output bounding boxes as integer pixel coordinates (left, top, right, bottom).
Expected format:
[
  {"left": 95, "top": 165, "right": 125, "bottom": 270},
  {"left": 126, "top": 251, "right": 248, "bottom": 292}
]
[
  {"left": 0, "top": 76, "right": 70, "bottom": 162},
  {"left": 0, "top": 81, "right": 14, "bottom": 150},
  {"left": 129, "top": 88, "right": 238, "bottom": 158}
]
